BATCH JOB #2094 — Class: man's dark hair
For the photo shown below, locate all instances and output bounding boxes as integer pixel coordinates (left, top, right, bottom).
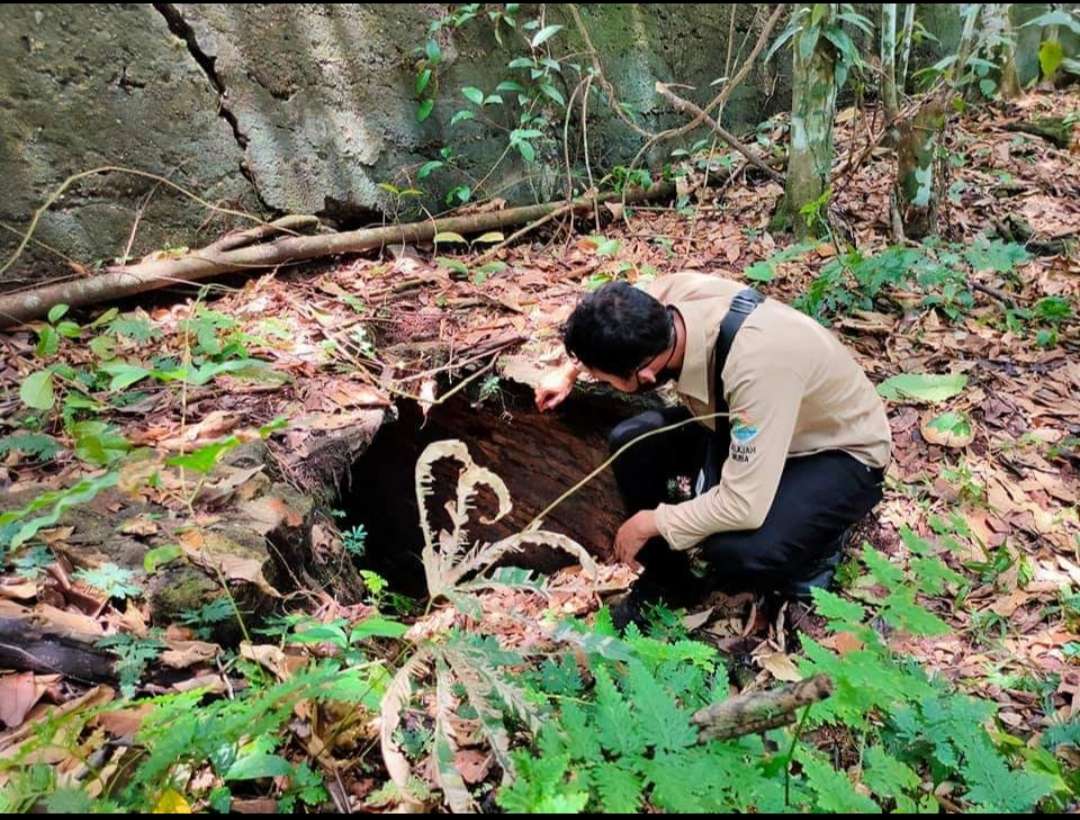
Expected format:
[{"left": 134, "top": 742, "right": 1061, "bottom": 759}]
[{"left": 561, "top": 281, "right": 673, "bottom": 379}]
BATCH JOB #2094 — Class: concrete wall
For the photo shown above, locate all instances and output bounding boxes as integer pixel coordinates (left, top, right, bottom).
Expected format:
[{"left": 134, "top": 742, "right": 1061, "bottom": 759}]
[{"left": 0, "top": 3, "right": 1073, "bottom": 289}]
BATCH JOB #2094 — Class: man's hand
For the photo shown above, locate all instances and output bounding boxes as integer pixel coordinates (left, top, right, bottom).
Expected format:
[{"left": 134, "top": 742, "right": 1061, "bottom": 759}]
[
  {"left": 613, "top": 509, "right": 660, "bottom": 570},
  {"left": 534, "top": 360, "right": 580, "bottom": 412}
]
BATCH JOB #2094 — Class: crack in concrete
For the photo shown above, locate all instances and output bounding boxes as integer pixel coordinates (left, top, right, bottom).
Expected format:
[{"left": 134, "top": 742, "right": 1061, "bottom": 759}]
[{"left": 152, "top": 2, "right": 275, "bottom": 214}]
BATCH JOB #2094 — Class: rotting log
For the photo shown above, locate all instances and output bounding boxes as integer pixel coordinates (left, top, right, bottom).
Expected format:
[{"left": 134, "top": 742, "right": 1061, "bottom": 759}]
[
  {"left": 0, "top": 185, "right": 675, "bottom": 329},
  {"left": 0, "top": 617, "right": 116, "bottom": 684},
  {"left": 692, "top": 674, "right": 833, "bottom": 741},
  {"left": 344, "top": 377, "right": 659, "bottom": 596}
]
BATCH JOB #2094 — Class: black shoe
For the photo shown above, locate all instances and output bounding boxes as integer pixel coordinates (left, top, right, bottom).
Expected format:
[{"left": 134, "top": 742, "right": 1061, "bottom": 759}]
[
  {"left": 783, "top": 551, "right": 841, "bottom": 602},
  {"left": 610, "top": 593, "right": 649, "bottom": 633},
  {"left": 609, "top": 581, "right": 661, "bottom": 632},
  {"left": 779, "top": 526, "right": 852, "bottom": 602}
]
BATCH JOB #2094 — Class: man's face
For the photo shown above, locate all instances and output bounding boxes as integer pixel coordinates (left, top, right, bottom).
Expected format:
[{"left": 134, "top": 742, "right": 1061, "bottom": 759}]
[{"left": 588, "top": 347, "right": 671, "bottom": 394}]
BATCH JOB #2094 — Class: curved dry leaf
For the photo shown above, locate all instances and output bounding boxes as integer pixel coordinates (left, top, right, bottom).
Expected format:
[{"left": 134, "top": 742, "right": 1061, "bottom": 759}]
[
  {"left": 380, "top": 650, "right": 432, "bottom": 806},
  {"left": 160, "top": 639, "right": 221, "bottom": 670},
  {"left": 433, "top": 658, "right": 476, "bottom": 813},
  {"left": 449, "top": 530, "right": 597, "bottom": 591}
]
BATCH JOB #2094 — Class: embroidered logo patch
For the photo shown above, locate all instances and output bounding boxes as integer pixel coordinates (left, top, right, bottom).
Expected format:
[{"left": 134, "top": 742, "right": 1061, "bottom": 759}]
[
  {"left": 730, "top": 415, "right": 758, "bottom": 463},
  {"left": 731, "top": 416, "right": 759, "bottom": 443}
]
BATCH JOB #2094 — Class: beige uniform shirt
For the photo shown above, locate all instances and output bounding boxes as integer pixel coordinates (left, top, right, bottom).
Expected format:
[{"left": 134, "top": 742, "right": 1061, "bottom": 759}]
[{"left": 646, "top": 273, "right": 892, "bottom": 551}]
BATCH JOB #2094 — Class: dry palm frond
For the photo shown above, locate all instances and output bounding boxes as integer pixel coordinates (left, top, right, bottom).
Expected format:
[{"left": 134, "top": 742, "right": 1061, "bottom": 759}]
[
  {"left": 433, "top": 657, "right": 476, "bottom": 813},
  {"left": 379, "top": 649, "right": 433, "bottom": 808}
]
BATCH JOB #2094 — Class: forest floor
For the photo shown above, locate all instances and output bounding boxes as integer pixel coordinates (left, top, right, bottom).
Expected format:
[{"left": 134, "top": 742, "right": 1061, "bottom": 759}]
[{"left": 0, "top": 87, "right": 1077, "bottom": 810}]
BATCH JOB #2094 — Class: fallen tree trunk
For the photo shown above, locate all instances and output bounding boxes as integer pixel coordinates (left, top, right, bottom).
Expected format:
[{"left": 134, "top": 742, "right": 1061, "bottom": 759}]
[
  {"left": 0, "top": 185, "right": 674, "bottom": 329},
  {"left": 0, "top": 617, "right": 117, "bottom": 684},
  {"left": 692, "top": 674, "right": 833, "bottom": 741}
]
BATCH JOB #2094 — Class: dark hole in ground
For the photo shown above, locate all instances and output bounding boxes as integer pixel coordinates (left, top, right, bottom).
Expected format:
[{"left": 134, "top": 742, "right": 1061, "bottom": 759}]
[{"left": 341, "top": 379, "right": 654, "bottom": 599}]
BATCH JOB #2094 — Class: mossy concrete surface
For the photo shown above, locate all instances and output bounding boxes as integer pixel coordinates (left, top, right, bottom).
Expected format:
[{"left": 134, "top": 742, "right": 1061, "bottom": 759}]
[{"left": 1, "top": 4, "right": 1074, "bottom": 289}]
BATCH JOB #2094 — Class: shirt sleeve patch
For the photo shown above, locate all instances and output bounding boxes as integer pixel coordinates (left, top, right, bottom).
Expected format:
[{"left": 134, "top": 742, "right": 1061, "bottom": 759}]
[{"left": 730, "top": 415, "right": 759, "bottom": 463}]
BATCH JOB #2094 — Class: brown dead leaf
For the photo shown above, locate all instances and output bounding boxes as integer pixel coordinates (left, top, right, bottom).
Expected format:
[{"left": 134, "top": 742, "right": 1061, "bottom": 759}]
[
  {"left": 172, "top": 673, "right": 228, "bottom": 695},
  {"left": 454, "top": 749, "right": 493, "bottom": 784},
  {"left": 0, "top": 580, "right": 38, "bottom": 601},
  {"left": 116, "top": 601, "right": 149, "bottom": 638},
  {"left": 239, "top": 494, "right": 304, "bottom": 532},
  {"left": 31, "top": 603, "right": 103, "bottom": 638},
  {"left": 682, "top": 608, "right": 714, "bottom": 631},
  {"left": 92, "top": 703, "right": 155, "bottom": 738},
  {"left": 988, "top": 589, "right": 1029, "bottom": 618},
  {"left": 760, "top": 652, "right": 803, "bottom": 682},
  {"left": 37, "top": 526, "right": 74, "bottom": 545},
  {"left": 160, "top": 639, "right": 222, "bottom": 669},
  {"left": 820, "top": 631, "right": 864, "bottom": 656},
  {"left": 178, "top": 531, "right": 282, "bottom": 598},
  {"left": 240, "top": 642, "right": 292, "bottom": 681},
  {"left": 118, "top": 515, "right": 159, "bottom": 537},
  {"left": 154, "top": 411, "right": 239, "bottom": 451},
  {"left": 0, "top": 673, "right": 43, "bottom": 729}
]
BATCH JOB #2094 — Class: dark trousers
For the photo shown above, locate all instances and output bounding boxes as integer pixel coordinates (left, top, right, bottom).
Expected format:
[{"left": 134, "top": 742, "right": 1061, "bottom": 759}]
[{"left": 608, "top": 406, "right": 885, "bottom": 603}]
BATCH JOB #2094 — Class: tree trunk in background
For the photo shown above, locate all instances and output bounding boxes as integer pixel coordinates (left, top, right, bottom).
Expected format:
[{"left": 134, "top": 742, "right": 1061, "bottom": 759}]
[
  {"left": 897, "top": 3, "right": 917, "bottom": 92},
  {"left": 895, "top": 93, "right": 947, "bottom": 239},
  {"left": 783, "top": 3, "right": 839, "bottom": 238},
  {"left": 953, "top": 3, "right": 983, "bottom": 90},
  {"left": 881, "top": 4, "right": 900, "bottom": 125},
  {"left": 984, "top": 4, "right": 1022, "bottom": 99},
  {"left": 895, "top": 4, "right": 980, "bottom": 239}
]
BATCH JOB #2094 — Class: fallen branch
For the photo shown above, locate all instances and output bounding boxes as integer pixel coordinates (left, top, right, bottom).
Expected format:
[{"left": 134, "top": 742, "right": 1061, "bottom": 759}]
[
  {"left": 0, "top": 617, "right": 116, "bottom": 684},
  {"left": 0, "top": 185, "right": 675, "bottom": 329},
  {"left": 654, "top": 84, "right": 786, "bottom": 184},
  {"left": 692, "top": 674, "right": 833, "bottom": 741}
]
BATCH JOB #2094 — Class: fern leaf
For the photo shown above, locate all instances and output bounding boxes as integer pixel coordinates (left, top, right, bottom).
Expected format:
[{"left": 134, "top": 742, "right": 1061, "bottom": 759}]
[
  {"left": 593, "top": 761, "right": 643, "bottom": 813},
  {"left": 550, "top": 621, "right": 634, "bottom": 662},
  {"left": 593, "top": 665, "right": 643, "bottom": 757},
  {"left": 810, "top": 586, "right": 866, "bottom": 627},
  {"left": 861, "top": 543, "right": 905, "bottom": 590},
  {"left": 433, "top": 658, "right": 476, "bottom": 813},
  {"left": 961, "top": 736, "right": 1055, "bottom": 812},
  {"left": 863, "top": 745, "right": 920, "bottom": 801},
  {"left": 627, "top": 659, "right": 698, "bottom": 752},
  {"left": 379, "top": 650, "right": 431, "bottom": 804},
  {"left": 1042, "top": 716, "right": 1080, "bottom": 751},
  {"left": 797, "top": 750, "right": 881, "bottom": 813},
  {"left": 880, "top": 587, "right": 950, "bottom": 636},
  {"left": 456, "top": 567, "right": 548, "bottom": 596},
  {"left": 449, "top": 530, "right": 597, "bottom": 592},
  {"left": 443, "top": 647, "right": 517, "bottom": 782},
  {"left": 0, "top": 433, "right": 62, "bottom": 461}
]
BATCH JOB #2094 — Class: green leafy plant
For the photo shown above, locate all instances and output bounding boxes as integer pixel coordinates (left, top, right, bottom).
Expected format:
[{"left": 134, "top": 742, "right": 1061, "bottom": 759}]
[
  {"left": 74, "top": 563, "right": 142, "bottom": 601},
  {"left": 96, "top": 631, "right": 166, "bottom": 698},
  {"left": 0, "top": 433, "right": 62, "bottom": 463}
]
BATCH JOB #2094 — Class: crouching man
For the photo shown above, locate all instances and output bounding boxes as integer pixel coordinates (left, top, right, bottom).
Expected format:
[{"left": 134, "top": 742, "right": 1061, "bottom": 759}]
[{"left": 534, "top": 272, "right": 892, "bottom": 628}]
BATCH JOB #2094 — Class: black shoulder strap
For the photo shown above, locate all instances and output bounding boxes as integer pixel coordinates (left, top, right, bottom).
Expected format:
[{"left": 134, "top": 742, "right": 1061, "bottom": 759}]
[{"left": 713, "top": 287, "right": 765, "bottom": 420}]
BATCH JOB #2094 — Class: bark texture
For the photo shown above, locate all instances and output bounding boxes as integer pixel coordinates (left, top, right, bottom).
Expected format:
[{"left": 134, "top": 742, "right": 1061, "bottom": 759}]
[{"left": 783, "top": 4, "right": 839, "bottom": 238}]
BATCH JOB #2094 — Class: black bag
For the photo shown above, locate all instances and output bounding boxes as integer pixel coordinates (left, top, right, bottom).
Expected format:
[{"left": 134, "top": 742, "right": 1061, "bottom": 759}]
[{"left": 696, "top": 287, "right": 765, "bottom": 494}]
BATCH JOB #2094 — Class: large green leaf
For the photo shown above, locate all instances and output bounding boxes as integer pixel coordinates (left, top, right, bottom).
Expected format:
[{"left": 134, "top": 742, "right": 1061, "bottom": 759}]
[
  {"left": 71, "top": 420, "right": 131, "bottom": 466},
  {"left": 876, "top": 373, "right": 967, "bottom": 404},
  {"left": 165, "top": 436, "right": 240, "bottom": 474},
  {"left": 19, "top": 370, "right": 55, "bottom": 410},
  {"left": 99, "top": 360, "right": 152, "bottom": 391},
  {"left": 224, "top": 753, "right": 294, "bottom": 781},
  {"left": 530, "top": 23, "right": 563, "bottom": 48},
  {"left": 1039, "top": 40, "right": 1064, "bottom": 79}
]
